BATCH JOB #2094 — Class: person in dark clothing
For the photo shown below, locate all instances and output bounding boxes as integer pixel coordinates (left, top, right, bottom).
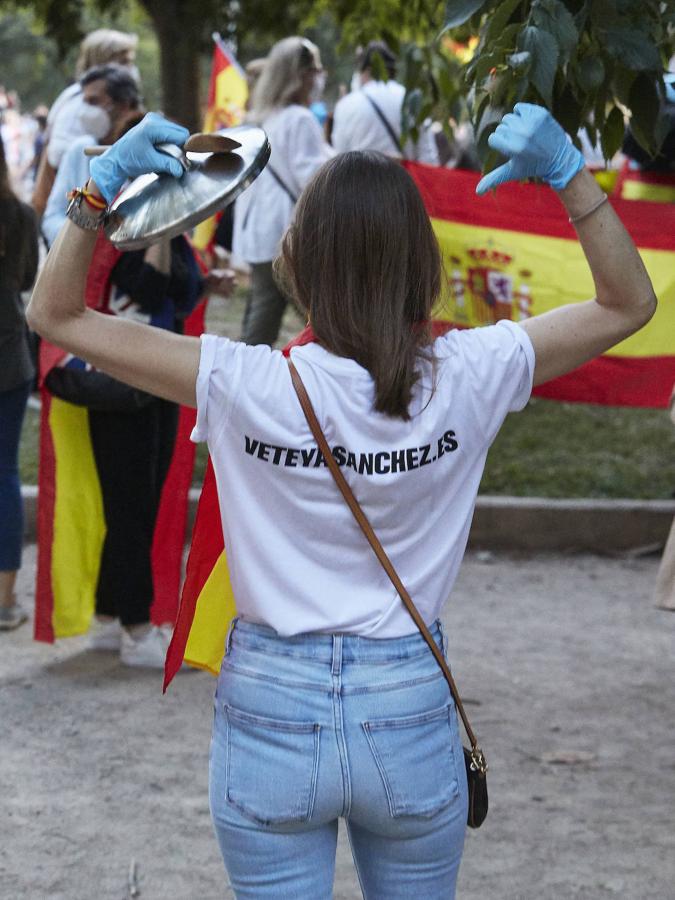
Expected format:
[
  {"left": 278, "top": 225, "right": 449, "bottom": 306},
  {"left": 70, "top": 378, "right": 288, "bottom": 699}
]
[{"left": 0, "top": 137, "right": 39, "bottom": 630}]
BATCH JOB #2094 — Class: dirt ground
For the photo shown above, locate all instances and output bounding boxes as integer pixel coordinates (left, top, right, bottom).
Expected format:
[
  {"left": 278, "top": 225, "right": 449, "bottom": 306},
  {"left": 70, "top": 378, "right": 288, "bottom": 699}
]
[{"left": 1, "top": 547, "right": 674, "bottom": 900}]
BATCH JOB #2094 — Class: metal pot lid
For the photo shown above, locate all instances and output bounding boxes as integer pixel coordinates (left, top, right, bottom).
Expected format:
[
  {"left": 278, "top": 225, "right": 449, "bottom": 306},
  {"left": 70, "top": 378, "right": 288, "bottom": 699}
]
[{"left": 103, "top": 124, "right": 270, "bottom": 250}]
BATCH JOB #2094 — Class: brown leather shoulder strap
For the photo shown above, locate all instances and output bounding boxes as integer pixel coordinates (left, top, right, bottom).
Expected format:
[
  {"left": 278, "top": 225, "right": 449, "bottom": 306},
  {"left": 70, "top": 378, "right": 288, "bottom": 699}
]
[{"left": 287, "top": 357, "right": 479, "bottom": 750}]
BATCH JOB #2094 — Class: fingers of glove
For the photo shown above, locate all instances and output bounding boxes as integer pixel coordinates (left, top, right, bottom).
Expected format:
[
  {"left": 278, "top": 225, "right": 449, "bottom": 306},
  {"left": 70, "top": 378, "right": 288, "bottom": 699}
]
[
  {"left": 513, "top": 102, "right": 545, "bottom": 122},
  {"left": 140, "top": 112, "right": 189, "bottom": 147},
  {"left": 475, "top": 161, "right": 514, "bottom": 195},
  {"left": 487, "top": 126, "right": 523, "bottom": 157},
  {"left": 146, "top": 151, "right": 185, "bottom": 179}
]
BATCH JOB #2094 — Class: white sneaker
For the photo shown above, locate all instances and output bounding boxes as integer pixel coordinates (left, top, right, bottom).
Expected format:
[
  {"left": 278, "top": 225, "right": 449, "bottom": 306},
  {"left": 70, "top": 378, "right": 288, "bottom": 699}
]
[
  {"left": 120, "top": 625, "right": 170, "bottom": 669},
  {"left": 87, "top": 617, "right": 122, "bottom": 651},
  {"left": 0, "top": 601, "right": 28, "bottom": 631}
]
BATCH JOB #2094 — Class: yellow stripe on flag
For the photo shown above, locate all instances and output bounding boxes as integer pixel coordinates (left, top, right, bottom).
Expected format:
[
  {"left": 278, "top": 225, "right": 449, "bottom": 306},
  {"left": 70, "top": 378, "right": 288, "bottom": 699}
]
[
  {"left": 50, "top": 399, "right": 106, "bottom": 637},
  {"left": 431, "top": 218, "right": 675, "bottom": 358},
  {"left": 620, "top": 181, "right": 675, "bottom": 203},
  {"left": 184, "top": 549, "right": 236, "bottom": 676}
]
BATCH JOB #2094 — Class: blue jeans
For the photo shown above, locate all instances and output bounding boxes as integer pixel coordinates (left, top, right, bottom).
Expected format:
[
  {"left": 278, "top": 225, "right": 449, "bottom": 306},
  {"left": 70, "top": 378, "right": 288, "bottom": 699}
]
[
  {"left": 0, "top": 380, "right": 31, "bottom": 571},
  {"left": 210, "top": 618, "right": 468, "bottom": 898}
]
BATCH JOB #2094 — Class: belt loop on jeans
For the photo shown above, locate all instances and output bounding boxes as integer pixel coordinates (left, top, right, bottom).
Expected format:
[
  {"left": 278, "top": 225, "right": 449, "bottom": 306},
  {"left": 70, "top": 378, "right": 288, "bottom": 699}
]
[
  {"left": 437, "top": 619, "right": 448, "bottom": 659},
  {"left": 224, "top": 616, "right": 238, "bottom": 656},
  {"left": 331, "top": 634, "right": 343, "bottom": 675}
]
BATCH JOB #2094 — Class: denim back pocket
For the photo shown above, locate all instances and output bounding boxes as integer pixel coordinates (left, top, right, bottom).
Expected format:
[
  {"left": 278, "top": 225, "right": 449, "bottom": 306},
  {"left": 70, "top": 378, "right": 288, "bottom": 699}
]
[
  {"left": 362, "top": 703, "right": 459, "bottom": 818},
  {"left": 225, "top": 703, "right": 321, "bottom": 826}
]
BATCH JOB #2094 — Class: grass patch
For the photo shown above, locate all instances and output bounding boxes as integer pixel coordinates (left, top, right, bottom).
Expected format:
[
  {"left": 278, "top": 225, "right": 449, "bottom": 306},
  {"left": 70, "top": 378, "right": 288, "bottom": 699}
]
[
  {"left": 20, "top": 290, "right": 675, "bottom": 500},
  {"left": 481, "top": 397, "right": 675, "bottom": 499}
]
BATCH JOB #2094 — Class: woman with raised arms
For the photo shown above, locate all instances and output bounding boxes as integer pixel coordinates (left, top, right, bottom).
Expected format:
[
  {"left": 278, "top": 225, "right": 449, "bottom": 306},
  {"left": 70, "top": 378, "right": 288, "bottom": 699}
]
[{"left": 28, "top": 104, "right": 655, "bottom": 898}]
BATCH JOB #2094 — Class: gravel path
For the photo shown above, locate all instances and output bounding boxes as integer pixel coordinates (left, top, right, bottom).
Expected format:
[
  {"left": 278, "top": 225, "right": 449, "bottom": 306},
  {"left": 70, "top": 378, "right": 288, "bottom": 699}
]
[{"left": 1, "top": 547, "right": 673, "bottom": 899}]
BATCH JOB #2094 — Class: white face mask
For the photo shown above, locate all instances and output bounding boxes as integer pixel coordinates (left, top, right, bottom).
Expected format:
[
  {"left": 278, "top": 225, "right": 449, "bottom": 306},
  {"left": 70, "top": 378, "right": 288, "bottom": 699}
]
[
  {"left": 309, "top": 71, "right": 326, "bottom": 104},
  {"left": 350, "top": 72, "right": 362, "bottom": 93},
  {"left": 79, "top": 101, "right": 112, "bottom": 141}
]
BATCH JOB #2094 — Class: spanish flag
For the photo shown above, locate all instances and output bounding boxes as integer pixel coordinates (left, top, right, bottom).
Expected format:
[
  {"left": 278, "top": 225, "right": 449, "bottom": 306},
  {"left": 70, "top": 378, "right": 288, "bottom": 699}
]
[
  {"left": 613, "top": 162, "right": 675, "bottom": 204},
  {"left": 35, "top": 235, "right": 207, "bottom": 644},
  {"left": 192, "top": 34, "right": 248, "bottom": 253},
  {"left": 164, "top": 166, "right": 675, "bottom": 688}
]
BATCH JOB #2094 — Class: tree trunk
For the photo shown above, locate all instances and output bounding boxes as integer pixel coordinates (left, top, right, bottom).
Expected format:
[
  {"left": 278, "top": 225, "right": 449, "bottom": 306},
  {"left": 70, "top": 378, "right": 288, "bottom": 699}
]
[{"left": 141, "top": 0, "right": 203, "bottom": 133}]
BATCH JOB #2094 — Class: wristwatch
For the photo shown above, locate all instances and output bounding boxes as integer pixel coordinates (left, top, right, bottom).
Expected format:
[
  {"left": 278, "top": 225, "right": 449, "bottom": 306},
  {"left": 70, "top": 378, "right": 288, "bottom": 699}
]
[{"left": 65, "top": 191, "right": 107, "bottom": 231}]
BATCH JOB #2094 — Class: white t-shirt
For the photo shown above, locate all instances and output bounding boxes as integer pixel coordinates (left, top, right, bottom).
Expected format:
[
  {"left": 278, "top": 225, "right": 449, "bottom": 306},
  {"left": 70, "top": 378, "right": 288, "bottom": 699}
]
[
  {"left": 232, "top": 105, "right": 334, "bottom": 265},
  {"left": 192, "top": 320, "right": 534, "bottom": 637},
  {"left": 46, "top": 84, "right": 87, "bottom": 169},
  {"left": 42, "top": 135, "right": 93, "bottom": 246},
  {"left": 332, "top": 80, "right": 439, "bottom": 165}
]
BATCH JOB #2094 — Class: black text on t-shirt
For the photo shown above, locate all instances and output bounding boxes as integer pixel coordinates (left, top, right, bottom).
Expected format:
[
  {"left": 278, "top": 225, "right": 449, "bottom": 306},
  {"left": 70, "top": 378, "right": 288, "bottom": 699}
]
[{"left": 243, "top": 429, "right": 459, "bottom": 476}]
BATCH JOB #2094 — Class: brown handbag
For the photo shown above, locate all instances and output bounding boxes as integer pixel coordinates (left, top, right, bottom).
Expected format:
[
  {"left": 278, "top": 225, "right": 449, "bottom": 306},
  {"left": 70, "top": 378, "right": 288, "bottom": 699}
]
[{"left": 287, "top": 358, "right": 488, "bottom": 828}]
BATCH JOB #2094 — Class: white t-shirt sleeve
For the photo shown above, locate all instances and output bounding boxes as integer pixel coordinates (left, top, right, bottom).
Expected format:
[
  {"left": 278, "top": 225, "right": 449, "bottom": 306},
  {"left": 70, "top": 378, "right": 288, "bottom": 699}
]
[
  {"left": 191, "top": 333, "right": 244, "bottom": 444},
  {"left": 442, "top": 319, "right": 535, "bottom": 442}
]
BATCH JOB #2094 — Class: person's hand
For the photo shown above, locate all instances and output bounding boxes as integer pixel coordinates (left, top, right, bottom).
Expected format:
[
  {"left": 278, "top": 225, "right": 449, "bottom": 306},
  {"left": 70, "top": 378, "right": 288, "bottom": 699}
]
[
  {"left": 475, "top": 103, "right": 584, "bottom": 195},
  {"left": 89, "top": 112, "right": 190, "bottom": 203},
  {"left": 204, "top": 268, "right": 237, "bottom": 297}
]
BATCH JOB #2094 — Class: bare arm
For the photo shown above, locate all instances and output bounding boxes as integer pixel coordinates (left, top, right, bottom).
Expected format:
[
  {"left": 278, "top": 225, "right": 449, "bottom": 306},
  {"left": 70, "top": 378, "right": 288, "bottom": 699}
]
[
  {"left": 519, "top": 169, "right": 657, "bottom": 386},
  {"left": 26, "top": 181, "right": 201, "bottom": 408}
]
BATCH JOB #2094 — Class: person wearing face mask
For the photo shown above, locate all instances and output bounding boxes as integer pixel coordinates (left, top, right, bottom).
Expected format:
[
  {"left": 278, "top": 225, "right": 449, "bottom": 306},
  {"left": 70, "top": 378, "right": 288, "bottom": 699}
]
[
  {"left": 32, "top": 29, "right": 139, "bottom": 219},
  {"left": 232, "top": 36, "right": 334, "bottom": 346},
  {"left": 41, "top": 64, "right": 142, "bottom": 247},
  {"left": 332, "top": 41, "right": 439, "bottom": 165}
]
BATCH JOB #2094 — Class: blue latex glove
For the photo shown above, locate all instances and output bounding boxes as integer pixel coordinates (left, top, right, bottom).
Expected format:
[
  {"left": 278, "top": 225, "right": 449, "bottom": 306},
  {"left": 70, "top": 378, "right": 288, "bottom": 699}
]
[
  {"left": 475, "top": 103, "right": 584, "bottom": 195},
  {"left": 89, "top": 112, "right": 190, "bottom": 203}
]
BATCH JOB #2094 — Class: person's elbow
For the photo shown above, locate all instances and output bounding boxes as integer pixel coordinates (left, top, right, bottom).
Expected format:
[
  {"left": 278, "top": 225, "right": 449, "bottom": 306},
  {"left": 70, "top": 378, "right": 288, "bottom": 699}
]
[
  {"left": 625, "top": 288, "right": 657, "bottom": 333},
  {"left": 26, "top": 285, "right": 83, "bottom": 342},
  {"left": 25, "top": 289, "right": 49, "bottom": 336}
]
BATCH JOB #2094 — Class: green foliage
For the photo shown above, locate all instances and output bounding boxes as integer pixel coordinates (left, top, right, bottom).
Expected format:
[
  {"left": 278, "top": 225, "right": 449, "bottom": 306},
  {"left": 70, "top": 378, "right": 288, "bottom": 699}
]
[
  {"left": 4, "top": 0, "right": 673, "bottom": 167},
  {"left": 460, "top": 0, "right": 674, "bottom": 166},
  {"left": 320, "top": 0, "right": 674, "bottom": 167},
  {"left": 0, "top": 12, "right": 70, "bottom": 108}
]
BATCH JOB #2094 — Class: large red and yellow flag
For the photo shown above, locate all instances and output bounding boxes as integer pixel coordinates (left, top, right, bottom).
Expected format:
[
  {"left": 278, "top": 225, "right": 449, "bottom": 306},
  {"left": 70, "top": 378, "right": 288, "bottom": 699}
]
[
  {"left": 409, "top": 164, "right": 675, "bottom": 407},
  {"left": 192, "top": 34, "right": 248, "bottom": 253},
  {"left": 164, "top": 167, "right": 675, "bottom": 688}
]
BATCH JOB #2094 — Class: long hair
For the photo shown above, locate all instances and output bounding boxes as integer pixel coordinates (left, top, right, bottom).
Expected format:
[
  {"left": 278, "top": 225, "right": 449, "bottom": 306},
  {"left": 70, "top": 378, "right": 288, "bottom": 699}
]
[
  {"left": 278, "top": 152, "right": 442, "bottom": 420},
  {"left": 0, "top": 138, "right": 18, "bottom": 259},
  {"left": 0, "top": 137, "right": 14, "bottom": 200},
  {"left": 247, "top": 37, "right": 319, "bottom": 124}
]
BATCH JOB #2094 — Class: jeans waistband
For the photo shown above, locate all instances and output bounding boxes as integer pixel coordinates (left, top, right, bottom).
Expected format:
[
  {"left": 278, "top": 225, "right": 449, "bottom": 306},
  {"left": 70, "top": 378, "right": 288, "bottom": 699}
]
[{"left": 227, "top": 618, "right": 446, "bottom": 663}]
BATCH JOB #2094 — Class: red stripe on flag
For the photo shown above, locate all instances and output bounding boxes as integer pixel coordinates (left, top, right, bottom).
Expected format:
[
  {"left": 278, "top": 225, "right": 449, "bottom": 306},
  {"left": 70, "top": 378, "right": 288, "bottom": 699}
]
[
  {"left": 163, "top": 456, "right": 223, "bottom": 691},
  {"left": 404, "top": 163, "right": 675, "bottom": 251},
  {"left": 34, "top": 390, "right": 56, "bottom": 643},
  {"left": 150, "top": 302, "right": 205, "bottom": 624},
  {"left": 532, "top": 354, "right": 675, "bottom": 407},
  {"left": 207, "top": 44, "right": 231, "bottom": 108}
]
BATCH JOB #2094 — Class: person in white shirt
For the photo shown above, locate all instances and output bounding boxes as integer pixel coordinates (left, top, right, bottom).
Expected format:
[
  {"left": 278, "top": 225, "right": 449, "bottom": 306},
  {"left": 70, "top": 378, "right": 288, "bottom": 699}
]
[
  {"left": 232, "top": 36, "right": 334, "bottom": 346},
  {"left": 29, "top": 105, "right": 656, "bottom": 898},
  {"left": 332, "top": 41, "right": 439, "bottom": 165},
  {"left": 42, "top": 65, "right": 142, "bottom": 247},
  {"left": 32, "top": 29, "right": 139, "bottom": 219}
]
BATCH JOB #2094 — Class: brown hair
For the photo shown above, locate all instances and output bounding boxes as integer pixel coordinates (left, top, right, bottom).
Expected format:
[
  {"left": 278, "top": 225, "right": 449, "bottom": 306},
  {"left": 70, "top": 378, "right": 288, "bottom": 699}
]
[
  {"left": 278, "top": 151, "right": 441, "bottom": 419},
  {"left": 0, "top": 137, "right": 13, "bottom": 200}
]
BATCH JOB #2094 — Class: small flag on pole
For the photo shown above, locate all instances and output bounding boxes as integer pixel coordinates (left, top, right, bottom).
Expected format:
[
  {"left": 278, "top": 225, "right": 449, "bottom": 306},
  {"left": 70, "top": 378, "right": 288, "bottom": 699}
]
[{"left": 193, "top": 34, "right": 249, "bottom": 252}]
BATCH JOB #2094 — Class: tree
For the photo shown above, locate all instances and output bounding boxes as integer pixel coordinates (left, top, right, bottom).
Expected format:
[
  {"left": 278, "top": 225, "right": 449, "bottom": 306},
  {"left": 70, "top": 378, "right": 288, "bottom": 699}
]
[
  {"left": 320, "top": 0, "right": 675, "bottom": 166},
  {"left": 1, "top": 0, "right": 316, "bottom": 131},
  {"left": 5, "top": 0, "right": 673, "bottom": 160}
]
